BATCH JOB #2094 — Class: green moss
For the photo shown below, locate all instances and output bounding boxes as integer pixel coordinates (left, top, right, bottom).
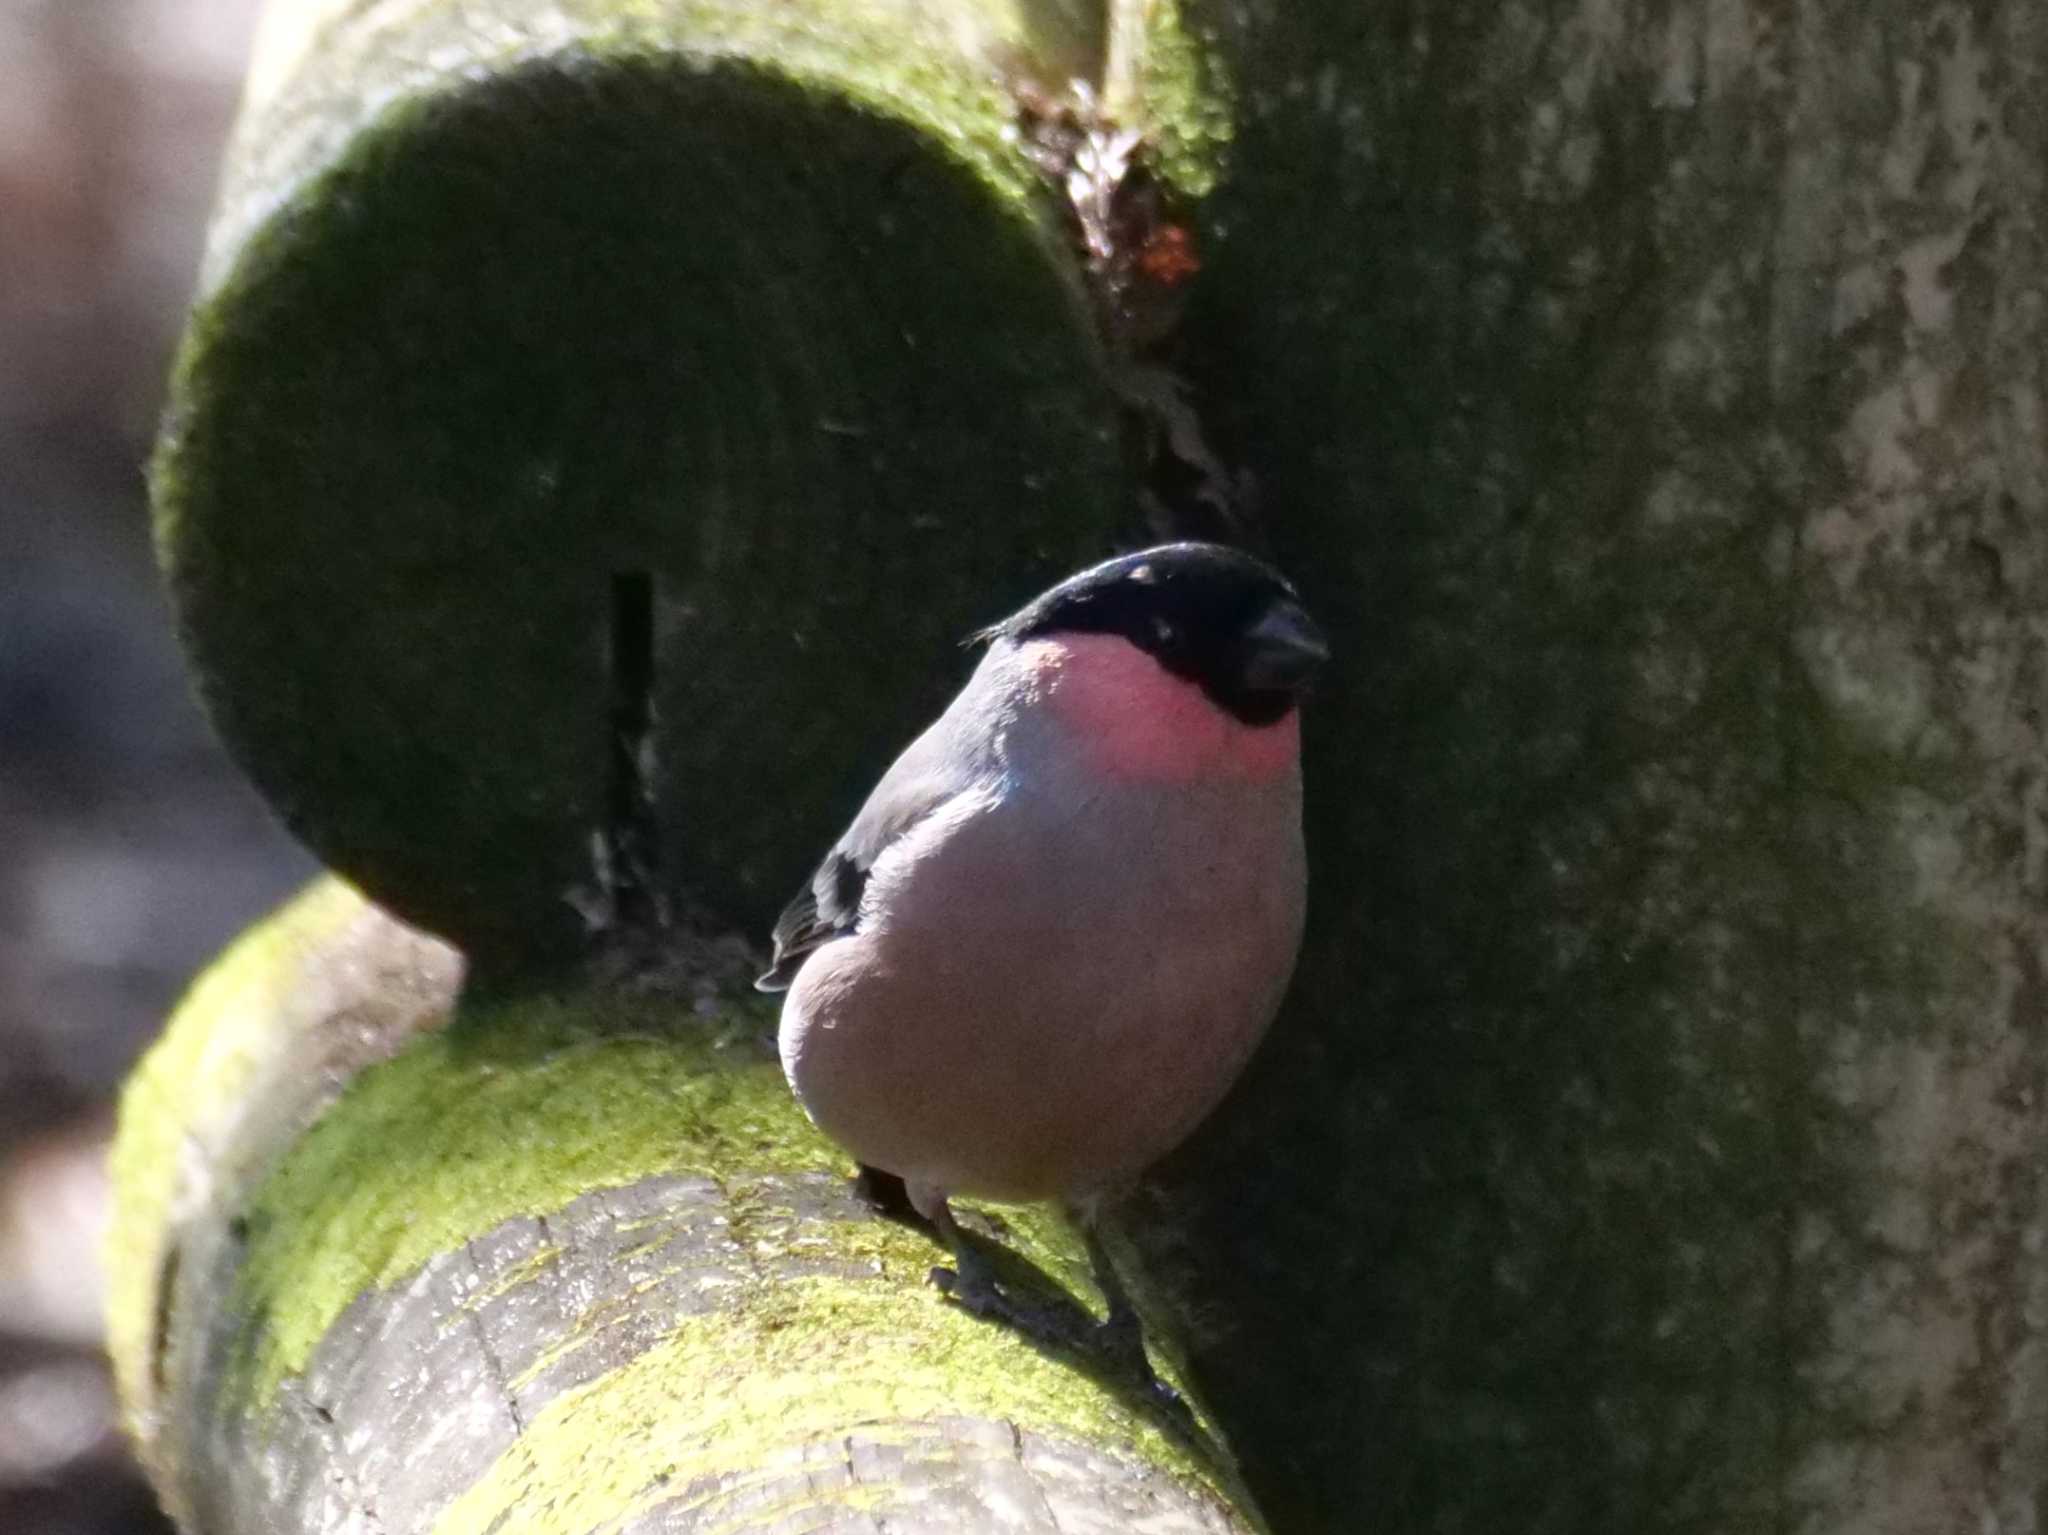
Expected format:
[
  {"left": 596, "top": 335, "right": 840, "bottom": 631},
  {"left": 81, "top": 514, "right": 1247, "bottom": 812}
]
[
  {"left": 212, "top": 0, "right": 1082, "bottom": 244},
  {"left": 223, "top": 992, "right": 827, "bottom": 1407},
  {"left": 104, "top": 877, "right": 374, "bottom": 1424},
  {"left": 431, "top": 1277, "right": 1241, "bottom": 1535},
  {"left": 1115, "top": 0, "right": 1233, "bottom": 199}
]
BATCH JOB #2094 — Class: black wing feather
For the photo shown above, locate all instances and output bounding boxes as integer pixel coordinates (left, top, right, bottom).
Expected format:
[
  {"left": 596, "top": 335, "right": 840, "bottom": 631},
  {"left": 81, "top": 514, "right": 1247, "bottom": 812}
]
[
  {"left": 754, "top": 669, "right": 986, "bottom": 993},
  {"left": 755, "top": 851, "right": 869, "bottom": 991}
]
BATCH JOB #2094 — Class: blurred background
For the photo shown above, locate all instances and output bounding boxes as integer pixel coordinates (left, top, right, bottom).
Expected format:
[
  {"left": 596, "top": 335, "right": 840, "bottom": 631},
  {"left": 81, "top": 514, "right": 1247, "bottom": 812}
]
[{"left": 0, "top": 2, "right": 316, "bottom": 1530}]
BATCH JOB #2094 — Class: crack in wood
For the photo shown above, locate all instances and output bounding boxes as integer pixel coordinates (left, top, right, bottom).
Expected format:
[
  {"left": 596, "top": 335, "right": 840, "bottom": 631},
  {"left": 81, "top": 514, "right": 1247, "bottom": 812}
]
[
  {"left": 1012, "top": 83, "right": 1254, "bottom": 547},
  {"left": 464, "top": 1238, "right": 527, "bottom": 1438},
  {"left": 283, "top": 1378, "right": 388, "bottom": 1535},
  {"left": 604, "top": 570, "right": 666, "bottom": 936},
  {"left": 150, "top": 1239, "right": 182, "bottom": 1398}
]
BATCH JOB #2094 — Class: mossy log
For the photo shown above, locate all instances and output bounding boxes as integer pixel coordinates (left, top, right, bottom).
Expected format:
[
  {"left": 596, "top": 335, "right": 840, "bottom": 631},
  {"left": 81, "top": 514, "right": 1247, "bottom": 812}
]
[
  {"left": 152, "top": 0, "right": 1222, "bottom": 963},
  {"left": 1126, "top": 2, "right": 2048, "bottom": 1532},
  {"left": 109, "top": 879, "right": 1259, "bottom": 1533}
]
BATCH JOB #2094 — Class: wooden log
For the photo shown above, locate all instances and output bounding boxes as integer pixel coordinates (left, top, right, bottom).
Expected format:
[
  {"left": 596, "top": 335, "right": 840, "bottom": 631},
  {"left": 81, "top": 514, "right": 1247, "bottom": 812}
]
[
  {"left": 152, "top": 0, "right": 1219, "bottom": 962},
  {"left": 108, "top": 879, "right": 1261, "bottom": 1533}
]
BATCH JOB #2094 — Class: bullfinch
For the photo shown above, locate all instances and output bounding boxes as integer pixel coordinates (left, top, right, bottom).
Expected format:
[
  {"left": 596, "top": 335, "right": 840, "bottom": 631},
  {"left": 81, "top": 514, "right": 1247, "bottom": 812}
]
[{"left": 758, "top": 542, "right": 1325, "bottom": 1374}]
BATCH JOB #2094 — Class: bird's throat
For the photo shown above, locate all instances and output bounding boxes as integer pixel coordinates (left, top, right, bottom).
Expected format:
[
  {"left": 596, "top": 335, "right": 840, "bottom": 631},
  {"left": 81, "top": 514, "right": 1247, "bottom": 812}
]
[{"left": 1023, "top": 635, "right": 1300, "bottom": 785}]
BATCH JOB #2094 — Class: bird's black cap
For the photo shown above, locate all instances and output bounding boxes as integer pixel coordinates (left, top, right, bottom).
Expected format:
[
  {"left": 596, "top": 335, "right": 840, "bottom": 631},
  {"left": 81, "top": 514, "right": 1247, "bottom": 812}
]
[{"left": 983, "top": 542, "right": 1328, "bottom": 727}]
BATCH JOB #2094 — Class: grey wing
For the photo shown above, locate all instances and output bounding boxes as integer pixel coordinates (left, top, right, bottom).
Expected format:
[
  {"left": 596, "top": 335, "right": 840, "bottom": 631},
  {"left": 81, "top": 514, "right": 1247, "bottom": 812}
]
[{"left": 754, "top": 711, "right": 978, "bottom": 991}]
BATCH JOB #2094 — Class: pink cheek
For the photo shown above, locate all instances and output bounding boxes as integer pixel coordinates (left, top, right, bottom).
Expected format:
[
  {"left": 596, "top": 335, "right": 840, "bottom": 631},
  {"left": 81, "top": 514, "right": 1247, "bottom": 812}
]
[{"left": 1030, "top": 636, "right": 1301, "bottom": 784}]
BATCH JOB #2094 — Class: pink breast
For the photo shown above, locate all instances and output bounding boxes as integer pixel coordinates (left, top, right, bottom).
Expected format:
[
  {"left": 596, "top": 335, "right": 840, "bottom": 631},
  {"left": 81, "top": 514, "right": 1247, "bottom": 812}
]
[{"left": 1022, "top": 634, "right": 1299, "bottom": 784}]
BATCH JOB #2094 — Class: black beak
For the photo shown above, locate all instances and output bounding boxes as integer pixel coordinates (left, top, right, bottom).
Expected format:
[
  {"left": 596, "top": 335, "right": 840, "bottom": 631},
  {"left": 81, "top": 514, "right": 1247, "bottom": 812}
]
[{"left": 1240, "top": 600, "right": 1330, "bottom": 693}]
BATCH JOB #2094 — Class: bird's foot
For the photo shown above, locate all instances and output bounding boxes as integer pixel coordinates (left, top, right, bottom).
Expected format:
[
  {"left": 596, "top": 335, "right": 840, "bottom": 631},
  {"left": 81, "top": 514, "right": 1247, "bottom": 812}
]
[
  {"left": 1073, "top": 1215, "right": 1196, "bottom": 1428},
  {"left": 1088, "top": 1304, "right": 1194, "bottom": 1427},
  {"left": 928, "top": 1248, "right": 1088, "bottom": 1349}
]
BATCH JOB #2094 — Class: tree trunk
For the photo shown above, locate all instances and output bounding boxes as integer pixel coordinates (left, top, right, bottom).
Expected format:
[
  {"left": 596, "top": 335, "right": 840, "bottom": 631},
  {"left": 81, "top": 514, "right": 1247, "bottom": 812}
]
[{"left": 1125, "top": 3, "right": 2048, "bottom": 1532}]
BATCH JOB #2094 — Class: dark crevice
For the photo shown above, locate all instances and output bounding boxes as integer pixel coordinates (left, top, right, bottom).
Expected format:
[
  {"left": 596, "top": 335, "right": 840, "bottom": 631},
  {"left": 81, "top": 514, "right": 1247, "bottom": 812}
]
[
  {"left": 1013, "top": 91, "right": 1257, "bottom": 552},
  {"left": 150, "top": 1240, "right": 183, "bottom": 1396},
  {"left": 605, "top": 570, "right": 664, "bottom": 936},
  {"left": 463, "top": 1239, "right": 527, "bottom": 1437}
]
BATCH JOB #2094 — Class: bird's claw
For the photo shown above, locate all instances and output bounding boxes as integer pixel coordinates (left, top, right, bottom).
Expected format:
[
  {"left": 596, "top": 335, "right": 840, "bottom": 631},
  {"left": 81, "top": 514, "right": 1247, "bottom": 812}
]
[
  {"left": 1093, "top": 1302, "right": 1147, "bottom": 1372},
  {"left": 929, "top": 1264, "right": 1083, "bottom": 1345},
  {"left": 1088, "top": 1310, "right": 1194, "bottom": 1426}
]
